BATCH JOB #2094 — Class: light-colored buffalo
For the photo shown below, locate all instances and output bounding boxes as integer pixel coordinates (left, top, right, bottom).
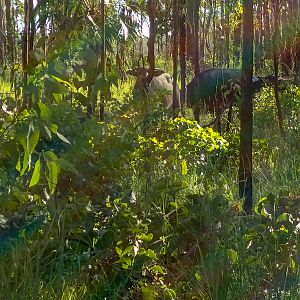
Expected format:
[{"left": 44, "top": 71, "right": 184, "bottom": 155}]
[{"left": 128, "top": 67, "right": 181, "bottom": 110}]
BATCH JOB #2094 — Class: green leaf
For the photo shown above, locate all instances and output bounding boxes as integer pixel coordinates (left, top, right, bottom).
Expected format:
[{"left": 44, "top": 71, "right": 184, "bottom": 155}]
[
  {"left": 16, "top": 156, "right": 21, "bottom": 172},
  {"left": 116, "top": 246, "right": 122, "bottom": 256},
  {"left": 44, "top": 151, "right": 58, "bottom": 162},
  {"left": 228, "top": 249, "right": 238, "bottom": 264},
  {"left": 181, "top": 159, "right": 188, "bottom": 175},
  {"left": 44, "top": 125, "right": 52, "bottom": 138},
  {"left": 122, "top": 246, "right": 133, "bottom": 256},
  {"left": 149, "top": 264, "right": 166, "bottom": 275},
  {"left": 146, "top": 249, "right": 158, "bottom": 260},
  {"left": 95, "top": 75, "right": 110, "bottom": 96},
  {"left": 138, "top": 233, "right": 153, "bottom": 242},
  {"left": 57, "top": 158, "right": 78, "bottom": 175},
  {"left": 46, "top": 161, "right": 59, "bottom": 194},
  {"left": 50, "top": 123, "right": 58, "bottom": 134},
  {"left": 29, "top": 159, "right": 41, "bottom": 187},
  {"left": 39, "top": 103, "right": 52, "bottom": 123},
  {"left": 51, "top": 75, "right": 76, "bottom": 91},
  {"left": 56, "top": 132, "right": 71, "bottom": 144},
  {"left": 195, "top": 271, "right": 202, "bottom": 282},
  {"left": 44, "top": 76, "right": 69, "bottom": 95},
  {"left": 21, "top": 152, "right": 29, "bottom": 175},
  {"left": 27, "top": 122, "right": 40, "bottom": 165}
]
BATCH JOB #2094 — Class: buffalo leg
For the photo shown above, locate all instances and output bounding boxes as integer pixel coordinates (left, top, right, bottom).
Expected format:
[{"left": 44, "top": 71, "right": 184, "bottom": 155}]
[{"left": 193, "top": 105, "right": 200, "bottom": 123}]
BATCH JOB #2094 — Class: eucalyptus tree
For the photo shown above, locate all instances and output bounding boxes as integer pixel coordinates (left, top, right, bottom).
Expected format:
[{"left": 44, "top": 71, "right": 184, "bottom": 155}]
[{"left": 239, "top": 0, "right": 254, "bottom": 214}]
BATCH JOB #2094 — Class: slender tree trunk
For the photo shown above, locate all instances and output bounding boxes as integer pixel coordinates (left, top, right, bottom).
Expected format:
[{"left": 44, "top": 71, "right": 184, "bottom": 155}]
[
  {"left": 255, "top": 3, "right": 261, "bottom": 71},
  {"left": 200, "top": 0, "right": 207, "bottom": 69},
  {"left": 225, "top": 2, "right": 230, "bottom": 68},
  {"left": 99, "top": 0, "right": 106, "bottom": 120},
  {"left": 220, "top": 0, "right": 225, "bottom": 66},
  {"left": 233, "top": 16, "right": 241, "bottom": 67},
  {"left": 239, "top": 0, "right": 254, "bottom": 214},
  {"left": 272, "top": 0, "right": 285, "bottom": 135},
  {"left": 281, "top": 1, "right": 290, "bottom": 76},
  {"left": 263, "top": 0, "right": 271, "bottom": 59},
  {"left": 212, "top": 0, "right": 217, "bottom": 66},
  {"left": 172, "top": 0, "right": 179, "bottom": 113},
  {"left": 146, "top": 0, "right": 155, "bottom": 85},
  {"left": 179, "top": 13, "right": 186, "bottom": 111},
  {"left": 23, "top": 0, "right": 30, "bottom": 107},
  {"left": 193, "top": 0, "right": 200, "bottom": 76},
  {"left": 0, "top": 0, "right": 4, "bottom": 66},
  {"left": 29, "top": 0, "right": 34, "bottom": 52},
  {"left": 293, "top": 0, "right": 300, "bottom": 86},
  {"left": 5, "top": 0, "right": 13, "bottom": 65},
  {"left": 39, "top": 0, "right": 47, "bottom": 54}
]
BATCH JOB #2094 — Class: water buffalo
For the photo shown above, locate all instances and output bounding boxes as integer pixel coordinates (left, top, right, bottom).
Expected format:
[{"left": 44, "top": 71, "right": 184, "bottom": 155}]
[
  {"left": 187, "top": 68, "right": 270, "bottom": 131},
  {"left": 128, "top": 67, "right": 181, "bottom": 110}
]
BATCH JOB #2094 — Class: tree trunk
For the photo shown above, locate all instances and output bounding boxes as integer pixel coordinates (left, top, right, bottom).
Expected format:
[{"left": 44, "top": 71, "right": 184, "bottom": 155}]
[
  {"left": 193, "top": 0, "right": 200, "bottom": 76},
  {"left": 272, "top": 0, "right": 285, "bottom": 135},
  {"left": 263, "top": 0, "right": 271, "bottom": 59},
  {"left": 23, "top": 0, "right": 30, "bottom": 107},
  {"left": 179, "top": 13, "right": 186, "bottom": 111},
  {"left": 99, "top": 0, "right": 106, "bottom": 120},
  {"left": 239, "top": 0, "right": 254, "bottom": 214},
  {"left": 233, "top": 16, "right": 241, "bottom": 67},
  {"left": 146, "top": 0, "right": 155, "bottom": 85},
  {"left": 225, "top": 2, "right": 230, "bottom": 68},
  {"left": 255, "top": 2, "right": 261, "bottom": 71},
  {"left": 172, "top": 0, "right": 179, "bottom": 113},
  {"left": 293, "top": 0, "right": 300, "bottom": 86},
  {"left": 0, "top": 0, "right": 4, "bottom": 66},
  {"left": 5, "top": 0, "right": 13, "bottom": 65},
  {"left": 29, "top": 0, "right": 34, "bottom": 52}
]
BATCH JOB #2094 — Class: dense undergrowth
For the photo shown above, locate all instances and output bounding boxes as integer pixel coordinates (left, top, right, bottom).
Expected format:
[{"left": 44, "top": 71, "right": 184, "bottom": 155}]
[{"left": 1, "top": 67, "right": 300, "bottom": 299}]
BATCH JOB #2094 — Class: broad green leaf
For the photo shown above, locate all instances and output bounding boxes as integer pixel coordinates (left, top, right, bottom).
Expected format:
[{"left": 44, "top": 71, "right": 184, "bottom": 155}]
[
  {"left": 29, "top": 159, "right": 41, "bottom": 187},
  {"left": 44, "top": 125, "right": 52, "bottom": 138},
  {"left": 138, "top": 233, "right": 153, "bottom": 242},
  {"left": 21, "top": 152, "right": 29, "bottom": 175},
  {"left": 50, "top": 123, "right": 58, "bottom": 134},
  {"left": 46, "top": 161, "right": 59, "bottom": 194},
  {"left": 181, "top": 159, "right": 188, "bottom": 175},
  {"left": 122, "top": 246, "right": 133, "bottom": 256},
  {"left": 116, "top": 246, "right": 122, "bottom": 256},
  {"left": 51, "top": 75, "right": 76, "bottom": 91},
  {"left": 16, "top": 156, "right": 21, "bottom": 172},
  {"left": 44, "top": 151, "right": 58, "bottom": 162},
  {"left": 56, "top": 132, "right": 71, "bottom": 144},
  {"left": 146, "top": 249, "right": 158, "bottom": 260},
  {"left": 57, "top": 158, "right": 78, "bottom": 175},
  {"left": 195, "top": 271, "right": 202, "bottom": 282},
  {"left": 27, "top": 122, "right": 40, "bottom": 164},
  {"left": 95, "top": 75, "right": 110, "bottom": 96},
  {"left": 228, "top": 249, "right": 238, "bottom": 264},
  {"left": 44, "top": 76, "right": 69, "bottom": 95},
  {"left": 39, "top": 103, "right": 52, "bottom": 123}
]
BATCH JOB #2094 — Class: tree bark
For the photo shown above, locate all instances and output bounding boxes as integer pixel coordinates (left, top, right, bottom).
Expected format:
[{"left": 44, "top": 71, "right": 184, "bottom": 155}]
[
  {"left": 179, "top": 13, "right": 186, "bottom": 111},
  {"left": 146, "top": 0, "right": 155, "bottom": 85},
  {"left": 272, "top": 0, "right": 285, "bottom": 135},
  {"left": 172, "top": 0, "right": 179, "bottom": 113},
  {"left": 0, "top": 0, "right": 4, "bottom": 66},
  {"left": 239, "top": 0, "right": 254, "bottom": 214},
  {"left": 99, "top": 0, "right": 106, "bottom": 120},
  {"left": 23, "top": 0, "right": 30, "bottom": 107}
]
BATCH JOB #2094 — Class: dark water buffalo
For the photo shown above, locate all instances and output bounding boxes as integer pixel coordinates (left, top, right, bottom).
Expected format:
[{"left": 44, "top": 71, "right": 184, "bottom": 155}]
[
  {"left": 187, "top": 68, "right": 271, "bottom": 131},
  {"left": 128, "top": 67, "right": 181, "bottom": 110}
]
